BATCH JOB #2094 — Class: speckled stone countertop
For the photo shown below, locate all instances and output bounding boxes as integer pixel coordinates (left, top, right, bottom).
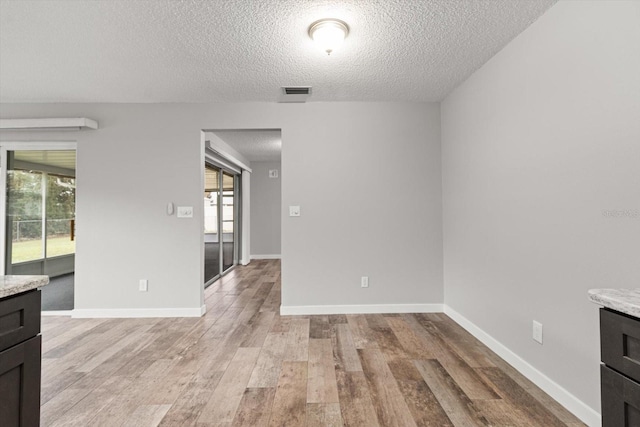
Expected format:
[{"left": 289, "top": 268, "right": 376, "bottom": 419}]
[
  {"left": 588, "top": 288, "right": 640, "bottom": 318},
  {"left": 0, "top": 275, "right": 49, "bottom": 299}
]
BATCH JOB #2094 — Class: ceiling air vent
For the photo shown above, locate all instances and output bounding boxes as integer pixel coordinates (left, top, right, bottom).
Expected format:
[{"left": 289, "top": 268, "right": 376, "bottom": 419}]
[
  {"left": 284, "top": 87, "right": 311, "bottom": 95},
  {"left": 279, "top": 86, "right": 312, "bottom": 103}
]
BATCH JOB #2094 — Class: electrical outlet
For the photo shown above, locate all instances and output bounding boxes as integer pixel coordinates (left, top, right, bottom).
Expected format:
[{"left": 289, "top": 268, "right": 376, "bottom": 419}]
[
  {"left": 139, "top": 279, "right": 148, "bottom": 292},
  {"left": 361, "top": 276, "right": 369, "bottom": 288},
  {"left": 533, "top": 320, "right": 543, "bottom": 344}
]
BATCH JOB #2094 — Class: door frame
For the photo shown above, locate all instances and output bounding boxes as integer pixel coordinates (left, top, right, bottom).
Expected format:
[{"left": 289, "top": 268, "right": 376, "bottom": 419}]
[
  {"left": 221, "top": 169, "right": 239, "bottom": 274},
  {"left": 0, "top": 141, "right": 77, "bottom": 275}
]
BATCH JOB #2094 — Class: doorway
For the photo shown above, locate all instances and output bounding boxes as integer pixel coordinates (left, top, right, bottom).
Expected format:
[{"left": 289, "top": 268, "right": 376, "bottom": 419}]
[
  {"left": 204, "top": 163, "right": 239, "bottom": 286},
  {"left": 0, "top": 145, "right": 76, "bottom": 311}
]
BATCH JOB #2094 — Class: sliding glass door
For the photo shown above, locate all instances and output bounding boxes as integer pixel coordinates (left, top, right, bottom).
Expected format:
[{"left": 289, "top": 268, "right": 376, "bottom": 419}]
[
  {"left": 204, "top": 165, "right": 221, "bottom": 282},
  {"left": 204, "top": 164, "right": 239, "bottom": 286},
  {"left": 4, "top": 150, "right": 76, "bottom": 276}
]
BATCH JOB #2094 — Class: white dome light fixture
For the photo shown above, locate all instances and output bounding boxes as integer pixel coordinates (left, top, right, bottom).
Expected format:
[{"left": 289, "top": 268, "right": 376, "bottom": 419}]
[{"left": 308, "top": 19, "right": 349, "bottom": 55}]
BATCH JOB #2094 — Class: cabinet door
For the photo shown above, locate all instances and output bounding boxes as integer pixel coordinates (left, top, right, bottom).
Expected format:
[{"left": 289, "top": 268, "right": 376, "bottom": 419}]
[
  {"left": 0, "top": 335, "right": 41, "bottom": 427},
  {"left": 601, "top": 308, "right": 640, "bottom": 382},
  {"left": 0, "top": 289, "right": 41, "bottom": 352},
  {"left": 602, "top": 364, "right": 640, "bottom": 427}
]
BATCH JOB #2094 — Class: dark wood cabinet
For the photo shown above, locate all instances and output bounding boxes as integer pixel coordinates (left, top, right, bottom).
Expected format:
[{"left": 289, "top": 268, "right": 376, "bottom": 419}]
[
  {"left": 0, "top": 289, "right": 42, "bottom": 427},
  {"left": 0, "top": 335, "right": 41, "bottom": 426},
  {"left": 601, "top": 308, "right": 640, "bottom": 427}
]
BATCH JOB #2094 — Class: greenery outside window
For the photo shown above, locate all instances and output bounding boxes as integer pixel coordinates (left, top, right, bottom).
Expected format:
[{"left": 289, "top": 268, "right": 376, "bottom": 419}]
[{"left": 7, "top": 165, "right": 75, "bottom": 264}]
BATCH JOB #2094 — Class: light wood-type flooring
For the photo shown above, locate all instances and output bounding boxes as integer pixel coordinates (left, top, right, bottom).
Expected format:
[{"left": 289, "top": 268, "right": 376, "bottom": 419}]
[{"left": 40, "top": 260, "right": 585, "bottom": 426}]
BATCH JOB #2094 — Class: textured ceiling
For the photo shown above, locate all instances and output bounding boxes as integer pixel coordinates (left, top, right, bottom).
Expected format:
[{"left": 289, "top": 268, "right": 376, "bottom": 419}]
[
  {"left": 213, "top": 130, "right": 282, "bottom": 163},
  {"left": 0, "top": 0, "right": 556, "bottom": 103}
]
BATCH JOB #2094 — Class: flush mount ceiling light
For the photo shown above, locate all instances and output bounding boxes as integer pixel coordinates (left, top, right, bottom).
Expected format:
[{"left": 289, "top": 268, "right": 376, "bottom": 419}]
[{"left": 308, "top": 18, "right": 349, "bottom": 55}]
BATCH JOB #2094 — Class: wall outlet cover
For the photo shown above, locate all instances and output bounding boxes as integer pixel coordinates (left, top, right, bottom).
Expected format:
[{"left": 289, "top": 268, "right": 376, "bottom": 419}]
[
  {"left": 533, "top": 320, "right": 543, "bottom": 344},
  {"left": 177, "top": 206, "right": 193, "bottom": 218}
]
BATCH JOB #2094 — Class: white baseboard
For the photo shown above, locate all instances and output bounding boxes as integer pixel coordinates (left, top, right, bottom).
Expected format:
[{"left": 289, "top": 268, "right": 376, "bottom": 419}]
[
  {"left": 250, "top": 254, "right": 281, "bottom": 260},
  {"left": 72, "top": 304, "right": 206, "bottom": 319},
  {"left": 41, "top": 310, "right": 73, "bottom": 316},
  {"left": 444, "top": 305, "right": 600, "bottom": 427},
  {"left": 280, "top": 303, "right": 444, "bottom": 316}
]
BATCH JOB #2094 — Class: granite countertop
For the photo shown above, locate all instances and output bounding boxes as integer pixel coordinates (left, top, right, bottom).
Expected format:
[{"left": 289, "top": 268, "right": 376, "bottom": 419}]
[
  {"left": 0, "top": 275, "right": 49, "bottom": 299},
  {"left": 588, "top": 288, "right": 640, "bottom": 318}
]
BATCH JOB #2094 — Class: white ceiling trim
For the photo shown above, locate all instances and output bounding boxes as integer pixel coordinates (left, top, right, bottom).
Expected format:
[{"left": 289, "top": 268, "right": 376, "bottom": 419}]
[{"left": 0, "top": 118, "right": 98, "bottom": 131}]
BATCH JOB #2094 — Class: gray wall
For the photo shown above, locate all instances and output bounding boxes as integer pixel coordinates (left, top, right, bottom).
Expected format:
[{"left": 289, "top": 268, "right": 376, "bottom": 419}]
[
  {"left": 282, "top": 103, "right": 443, "bottom": 306},
  {"left": 283, "top": 103, "right": 443, "bottom": 308},
  {"left": 442, "top": 0, "right": 640, "bottom": 414},
  {"left": 250, "top": 161, "right": 281, "bottom": 258},
  {"left": 0, "top": 102, "right": 443, "bottom": 314}
]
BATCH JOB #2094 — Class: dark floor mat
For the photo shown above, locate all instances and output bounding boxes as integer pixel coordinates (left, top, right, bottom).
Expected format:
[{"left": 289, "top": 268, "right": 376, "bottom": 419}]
[{"left": 41, "top": 273, "right": 74, "bottom": 311}]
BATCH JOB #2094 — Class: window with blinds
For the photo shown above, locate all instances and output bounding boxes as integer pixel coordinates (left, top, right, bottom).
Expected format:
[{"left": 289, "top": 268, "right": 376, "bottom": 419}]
[
  {"left": 205, "top": 164, "right": 234, "bottom": 193},
  {"left": 205, "top": 164, "right": 219, "bottom": 193}
]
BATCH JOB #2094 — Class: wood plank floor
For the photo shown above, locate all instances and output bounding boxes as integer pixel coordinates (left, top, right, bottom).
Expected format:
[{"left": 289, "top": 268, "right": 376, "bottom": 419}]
[{"left": 40, "top": 260, "right": 585, "bottom": 426}]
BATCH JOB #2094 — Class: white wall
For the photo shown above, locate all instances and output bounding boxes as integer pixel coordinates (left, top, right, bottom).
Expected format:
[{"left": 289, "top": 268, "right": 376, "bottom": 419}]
[
  {"left": 250, "top": 160, "right": 282, "bottom": 258},
  {"left": 282, "top": 103, "right": 442, "bottom": 311},
  {"left": 0, "top": 102, "right": 443, "bottom": 316},
  {"left": 441, "top": 0, "right": 640, "bottom": 422}
]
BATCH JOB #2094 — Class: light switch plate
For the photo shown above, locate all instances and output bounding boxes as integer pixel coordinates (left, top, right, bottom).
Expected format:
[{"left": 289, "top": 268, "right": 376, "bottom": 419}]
[
  {"left": 289, "top": 205, "right": 301, "bottom": 217},
  {"left": 177, "top": 206, "right": 193, "bottom": 218},
  {"left": 269, "top": 169, "right": 279, "bottom": 178}
]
